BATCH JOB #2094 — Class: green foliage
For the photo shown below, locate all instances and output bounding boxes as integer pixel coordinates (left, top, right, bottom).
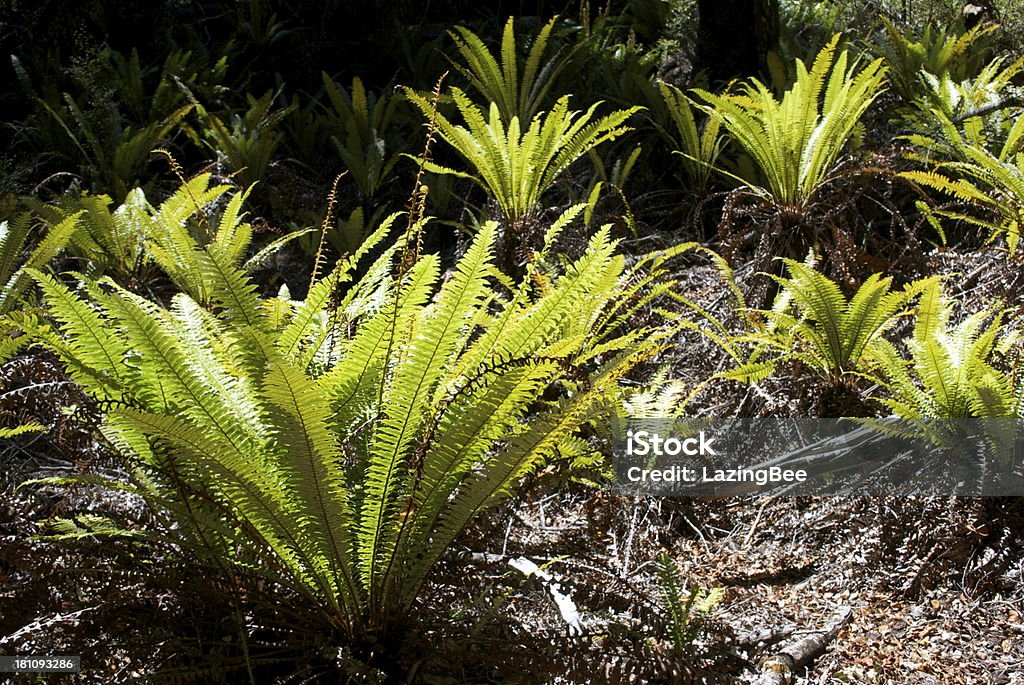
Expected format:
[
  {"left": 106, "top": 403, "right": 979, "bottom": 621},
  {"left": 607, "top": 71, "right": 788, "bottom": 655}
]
[
  {"left": 619, "top": 0, "right": 673, "bottom": 43},
  {"left": 756, "top": 255, "right": 933, "bottom": 381},
  {"left": 12, "top": 46, "right": 225, "bottom": 199},
  {"left": 693, "top": 34, "right": 886, "bottom": 211},
  {"left": 902, "top": 134, "right": 1024, "bottom": 255},
  {"left": 27, "top": 174, "right": 305, "bottom": 296},
  {"left": 872, "top": 17, "right": 997, "bottom": 105},
  {"left": 913, "top": 57, "right": 1023, "bottom": 127},
  {"left": 30, "top": 205, "right": 675, "bottom": 641},
  {"left": 323, "top": 75, "right": 407, "bottom": 201},
  {"left": 663, "top": 246, "right": 780, "bottom": 386},
  {"left": 659, "top": 82, "right": 726, "bottom": 193},
  {"left": 897, "top": 54, "right": 1024, "bottom": 160},
  {"left": 655, "top": 553, "right": 723, "bottom": 657},
  {"left": 0, "top": 210, "right": 80, "bottom": 314},
  {"left": 408, "top": 87, "right": 639, "bottom": 229},
  {"left": 0, "top": 423, "right": 46, "bottom": 439},
  {"left": 778, "top": 0, "right": 877, "bottom": 64},
  {"left": 196, "top": 91, "right": 294, "bottom": 190},
  {"left": 569, "top": 6, "right": 666, "bottom": 124},
  {"left": 874, "top": 279, "right": 1019, "bottom": 418},
  {"left": 34, "top": 96, "right": 192, "bottom": 200},
  {"left": 448, "top": 16, "right": 568, "bottom": 124}
]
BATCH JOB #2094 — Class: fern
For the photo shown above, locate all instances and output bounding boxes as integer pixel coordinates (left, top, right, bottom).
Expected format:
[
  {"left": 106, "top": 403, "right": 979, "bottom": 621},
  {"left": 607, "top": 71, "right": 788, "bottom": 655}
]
[
  {"left": 756, "top": 255, "right": 933, "bottom": 382},
  {"left": 693, "top": 34, "right": 886, "bottom": 211},
  {"left": 655, "top": 553, "right": 722, "bottom": 657},
  {"left": 407, "top": 87, "right": 639, "bottom": 231},
  {"left": 661, "top": 246, "right": 780, "bottom": 391},
  {"left": 903, "top": 127, "right": 1024, "bottom": 256},
  {"left": 32, "top": 207, "right": 677, "bottom": 641},
  {"left": 28, "top": 175, "right": 308, "bottom": 297},
  {"left": 195, "top": 91, "right": 294, "bottom": 190},
  {"left": 0, "top": 210, "right": 80, "bottom": 314},
  {"left": 873, "top": 17, "right": 997, "bottom": 106},
  {"left": 448, "top": 16, "right": 569, "bottom": 124},
  {"left": 659, "top": 82, "right": 726, "bottom": 193},
  {"left": 0, "top": 423, "right": 46, "bottom": 439},
  {"left": 874, "top": 279, "right": 1018, "bottom": 419},
  {"left": 17, "top": 45, "right": 206, "bottom": 200},
  {"left": 323, "top": 75, "right": 406, "bottom": 202},
  {"left": 33, "top": 95, "right": 192, "bottom": 200}
]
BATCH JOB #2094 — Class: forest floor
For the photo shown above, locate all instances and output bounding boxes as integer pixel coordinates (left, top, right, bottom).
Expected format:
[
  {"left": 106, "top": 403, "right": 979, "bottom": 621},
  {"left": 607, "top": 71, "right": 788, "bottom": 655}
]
[
  {"left": 1, "top": 245, "right": 1023, "bottom": 684},
  {"left": 4, "top": 442, "right": 1023, "bottom": 683}
]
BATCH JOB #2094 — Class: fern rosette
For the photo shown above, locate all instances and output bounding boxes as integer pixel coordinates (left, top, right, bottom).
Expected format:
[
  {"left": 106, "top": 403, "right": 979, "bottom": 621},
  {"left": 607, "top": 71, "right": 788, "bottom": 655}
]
[{"left": 29, "top": 204, "right": 677, "bottom": 641}]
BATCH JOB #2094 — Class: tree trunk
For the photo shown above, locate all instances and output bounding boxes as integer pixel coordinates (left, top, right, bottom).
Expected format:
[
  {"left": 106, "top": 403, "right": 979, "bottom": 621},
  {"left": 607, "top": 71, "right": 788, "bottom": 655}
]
[
  {"left": 963, "top": 0, "right": 997, "bottom": 30},
  {"left": 696, "top": 0, "right": 780, "bottom": 86}
]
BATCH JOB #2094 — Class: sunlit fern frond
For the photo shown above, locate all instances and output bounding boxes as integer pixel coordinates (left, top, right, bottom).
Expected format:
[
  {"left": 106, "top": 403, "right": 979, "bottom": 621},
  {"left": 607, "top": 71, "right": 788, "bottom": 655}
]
[{"left": 448, "top": 16, "right": 569, "bottom": 124}]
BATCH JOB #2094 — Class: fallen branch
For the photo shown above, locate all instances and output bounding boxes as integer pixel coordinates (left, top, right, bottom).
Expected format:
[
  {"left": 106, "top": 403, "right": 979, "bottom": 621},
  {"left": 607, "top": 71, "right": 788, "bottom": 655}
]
[{"left": 751, "top": 607, "right": 852, "bottom": 685}]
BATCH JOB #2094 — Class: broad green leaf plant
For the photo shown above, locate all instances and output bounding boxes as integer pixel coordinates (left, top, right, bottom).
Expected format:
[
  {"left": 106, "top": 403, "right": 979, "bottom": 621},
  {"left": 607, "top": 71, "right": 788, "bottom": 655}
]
[{"left": 30, "top": 198, "right": 677, "bottom": 642}]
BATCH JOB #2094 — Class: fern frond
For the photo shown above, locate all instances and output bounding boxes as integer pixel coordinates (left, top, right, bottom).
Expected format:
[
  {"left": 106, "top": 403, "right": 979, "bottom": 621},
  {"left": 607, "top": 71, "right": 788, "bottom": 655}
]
[{"left": 26, "top": 269, "right": 125, "bottom": 397}]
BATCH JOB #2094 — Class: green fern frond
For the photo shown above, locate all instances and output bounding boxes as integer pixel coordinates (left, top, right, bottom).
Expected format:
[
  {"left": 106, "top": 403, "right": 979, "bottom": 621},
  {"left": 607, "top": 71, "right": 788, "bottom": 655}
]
[
  {"left": 0, "top": 423, "right": 46, "bottom": 439},
  {"left": 759, "top": 258, "right": 927, "bottom": 380},
  {"left": 875, "top": 279, "right": 1017, "bottom": 419},
  {"left": 449, "top": 16, "right": 567, "bottom": 124},
  {"left": 655, "top": 552, "right": 722, "bottom": 656},
  {"left": 902, "top": 143, "right": 1024, "bottom": 256},
  {"left": 0, "top": 211, "right": 81, "bottom": 314}
]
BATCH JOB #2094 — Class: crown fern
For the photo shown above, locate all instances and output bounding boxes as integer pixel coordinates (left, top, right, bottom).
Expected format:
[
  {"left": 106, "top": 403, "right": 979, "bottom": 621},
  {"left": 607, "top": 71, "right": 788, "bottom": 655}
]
[
  {"left": 27, "top": 173, "right": 306, "bottom": 295},
  {"left": 693, "top": 34, "right": 886, "bottom": 211},
  {"left": 903, "top": 134, "right": 1024, "bottom": 256},
  {"left": 31, "top": 203, "right": 674, "bottom": 641},
  {"left": 757, "top": 256, "right": 933, "bottom": 381},
  {"left": 407, "top": 88, "right": 639, "bottom": 230},
  {"left": 874, "top": 280, "right": 1019, "bottom": 419},
  {"left": 448, "top": 16, "right": 568, "bottom": 124}
]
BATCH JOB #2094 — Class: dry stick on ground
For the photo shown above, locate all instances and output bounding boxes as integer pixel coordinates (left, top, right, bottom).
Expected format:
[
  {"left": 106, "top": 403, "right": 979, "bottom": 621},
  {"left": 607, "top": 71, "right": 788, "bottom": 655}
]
[{"left": 751, "top": 606, "right": 853, "bottom": 685}]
